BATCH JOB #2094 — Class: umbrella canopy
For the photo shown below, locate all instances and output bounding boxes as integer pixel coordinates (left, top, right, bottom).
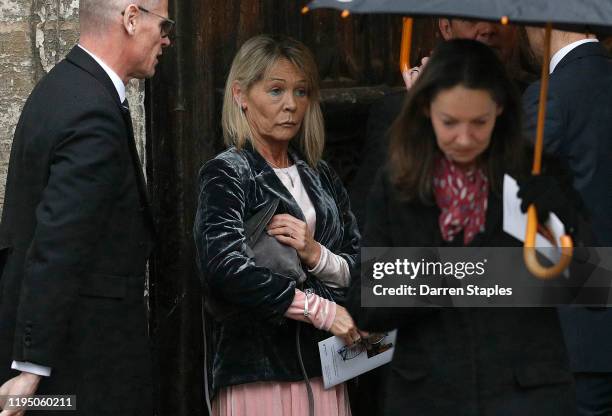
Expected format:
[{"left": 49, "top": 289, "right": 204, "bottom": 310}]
[{"left": 308, "top": 0, "right": 612, "bottom": 34}]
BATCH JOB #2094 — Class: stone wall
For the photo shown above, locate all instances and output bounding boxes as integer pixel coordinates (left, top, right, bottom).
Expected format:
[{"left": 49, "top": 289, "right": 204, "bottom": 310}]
[{"left": 0, "top": 0, "right": 146, "bottom": 213}]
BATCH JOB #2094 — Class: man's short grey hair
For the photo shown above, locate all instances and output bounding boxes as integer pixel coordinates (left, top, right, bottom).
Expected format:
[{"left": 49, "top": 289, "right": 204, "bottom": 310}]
[{"left": 79, "top": 0, "right": 160, "bottom": 34}]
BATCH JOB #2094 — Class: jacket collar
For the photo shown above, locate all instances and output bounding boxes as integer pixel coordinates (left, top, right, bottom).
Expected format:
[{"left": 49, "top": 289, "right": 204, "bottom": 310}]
[
  {"left": 77, "top": 45, "right": 126, "bottom": 102},
  {"left": 65, "top": 46, "right": 123, "bottom": 107},
  {"left": 241, "top": 141, "right": 311, "bottom": 174},
  {"left": 554, "top": 41, "right": 609, "bottom": 73},
  {"left": 241, "top": 142, "right": 325, "bottom": 235}
]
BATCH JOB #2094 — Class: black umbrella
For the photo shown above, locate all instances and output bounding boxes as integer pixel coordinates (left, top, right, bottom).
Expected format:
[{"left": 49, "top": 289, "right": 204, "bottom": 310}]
[
  {"left": 304, "top": 0, "right": 612, "bottom": 278},
  {"left": 307, "top": 0, "right": 612, "bottom": 34}
]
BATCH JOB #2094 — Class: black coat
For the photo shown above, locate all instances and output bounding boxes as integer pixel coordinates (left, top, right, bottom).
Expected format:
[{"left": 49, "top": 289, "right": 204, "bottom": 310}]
[
  {"left": 194, "top": 145, "right": 360, "bottom": 392},
  {"left": 0, "top": 46, "right": 155, "bottom": 415},
  {"left": 348, "top": 91, "right": 404, "bottom": 231},
  {"left": 523, "top": 41, "right": 612, "bottom": 373},
  {"left": 347, "top": 168, "right": 575, "bottom": 416}
]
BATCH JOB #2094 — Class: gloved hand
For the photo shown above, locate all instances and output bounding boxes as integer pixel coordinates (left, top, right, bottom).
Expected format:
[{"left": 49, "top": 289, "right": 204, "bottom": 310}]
[{"left": 517, "top": 174, "right": 579, "bottom": 236}]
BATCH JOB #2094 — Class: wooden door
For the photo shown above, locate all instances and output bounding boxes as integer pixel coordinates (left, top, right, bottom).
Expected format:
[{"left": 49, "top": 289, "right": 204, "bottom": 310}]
[{"left": 146, "top": 2, "right": 437, "bottom": 414}]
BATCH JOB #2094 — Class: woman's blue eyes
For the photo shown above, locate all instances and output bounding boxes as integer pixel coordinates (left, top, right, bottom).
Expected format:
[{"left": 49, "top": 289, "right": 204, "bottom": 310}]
[{"left": 268, "top": 88, "right": 308, "bottom": 97}]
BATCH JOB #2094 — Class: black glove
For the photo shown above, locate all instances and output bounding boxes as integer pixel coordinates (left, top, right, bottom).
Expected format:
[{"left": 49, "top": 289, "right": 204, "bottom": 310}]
[{"left": 517, "top": 174, "right": 579, "bottom": 236}]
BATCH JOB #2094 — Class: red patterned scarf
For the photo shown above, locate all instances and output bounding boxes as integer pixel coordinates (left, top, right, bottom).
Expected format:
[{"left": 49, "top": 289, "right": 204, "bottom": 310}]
[{"left": 432, "top": 156, "right": 489, "bottom": 245}]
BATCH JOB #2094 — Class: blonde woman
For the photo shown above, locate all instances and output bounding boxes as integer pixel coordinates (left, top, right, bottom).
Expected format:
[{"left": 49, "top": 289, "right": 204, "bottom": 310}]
[{"left": 194, "top": 35, "right": 360, "bottom": 416}]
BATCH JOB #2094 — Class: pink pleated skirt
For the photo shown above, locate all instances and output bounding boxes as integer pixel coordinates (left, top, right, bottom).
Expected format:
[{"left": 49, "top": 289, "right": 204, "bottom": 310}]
[{"left": 212, "top": 377, "right": 352, "bottom": 416}]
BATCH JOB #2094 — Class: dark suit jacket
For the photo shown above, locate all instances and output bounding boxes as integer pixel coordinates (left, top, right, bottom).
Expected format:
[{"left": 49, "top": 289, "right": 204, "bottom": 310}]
[
  {"left": 0, "top": 46, "right": 155, "bottom": 415},
  {"left": 347, "top": 169, "right": 575, "bottom": 416},
  {"left": 523, "top": 41, "right": 612, "bottom": 372}
]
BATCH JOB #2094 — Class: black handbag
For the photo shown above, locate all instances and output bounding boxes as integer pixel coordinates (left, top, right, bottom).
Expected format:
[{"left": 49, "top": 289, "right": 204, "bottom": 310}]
[
  {"left": 204, "top": 198, "right": 306, "bottom": 320},
  {"left": 244, "top": 198, "right": 307, "bottom": 284},
  {"left": 244, "top": 199, "right": 348, "bottom": 304}
]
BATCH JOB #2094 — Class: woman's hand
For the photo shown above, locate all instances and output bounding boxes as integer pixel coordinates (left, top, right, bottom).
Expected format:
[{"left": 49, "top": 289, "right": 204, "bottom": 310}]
[
  {"left": 401, "top": 56, "right": 429, "bottom": 89},
  {"left": 267, "top": 214, "right": 321, "bottom": 268},
  {"left": 330, "top": 305, "right": 361, "bottom": 345}
]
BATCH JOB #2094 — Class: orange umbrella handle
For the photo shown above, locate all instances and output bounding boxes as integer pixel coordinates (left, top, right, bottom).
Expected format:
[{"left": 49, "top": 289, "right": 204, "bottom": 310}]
[
  {"left": 524, "top": 207, "right": 574, "bottom": 280},
  {"left": 524, "top": 22, "right": 573, "bottom": 279},
  {"left": 400, "top": 17, "right": 413, "bottom": 75}
]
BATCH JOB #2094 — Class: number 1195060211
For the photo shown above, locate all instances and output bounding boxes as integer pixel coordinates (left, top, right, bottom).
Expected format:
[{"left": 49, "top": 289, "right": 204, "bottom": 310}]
[{"left": 0, "top": 395, "right": 76, "bottom": 411}]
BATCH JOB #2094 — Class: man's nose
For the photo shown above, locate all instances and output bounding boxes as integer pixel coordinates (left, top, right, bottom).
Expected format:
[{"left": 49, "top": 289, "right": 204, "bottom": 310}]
[{"left": 474, "top": 22, "right": 496, "bottom": 41}]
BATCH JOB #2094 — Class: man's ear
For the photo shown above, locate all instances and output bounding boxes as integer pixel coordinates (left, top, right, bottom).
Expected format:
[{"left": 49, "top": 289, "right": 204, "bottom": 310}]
[
  {"left": 438, "top": 19, "right": 454, "bottom": 41},
  {"left": 122, "top": 4, "right": 139, "bottom": 35},
  {"left": 232, "top": 82, "right": 246, "bottom": 110},
  {"left": 496, "top": 105, "right": 504, "bottom": 117}
]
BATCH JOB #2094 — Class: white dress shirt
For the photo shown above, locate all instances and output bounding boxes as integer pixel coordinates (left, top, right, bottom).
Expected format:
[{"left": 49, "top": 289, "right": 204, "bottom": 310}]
[
  {"left": 549, "top": 38, "right": 599, "bottom": 74},
  {"left": 12, "top": 45, "right": 127, "bottom": 378}
]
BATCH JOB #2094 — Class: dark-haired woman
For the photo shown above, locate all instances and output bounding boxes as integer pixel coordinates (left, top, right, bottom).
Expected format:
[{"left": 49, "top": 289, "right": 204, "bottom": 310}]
[{"left": 348, "top": 39, "right": 580, "bottom": 415}]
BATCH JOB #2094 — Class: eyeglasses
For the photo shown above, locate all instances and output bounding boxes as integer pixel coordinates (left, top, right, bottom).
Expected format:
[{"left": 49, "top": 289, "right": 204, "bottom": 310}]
[{"left": 122, "top": 6, "right": 175, "bottom": 38}]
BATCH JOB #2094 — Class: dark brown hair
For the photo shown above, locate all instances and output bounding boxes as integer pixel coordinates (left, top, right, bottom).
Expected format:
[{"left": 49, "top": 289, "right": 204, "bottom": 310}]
[{"left": 389, "top": 39, "right": 526, "bottom": 203}]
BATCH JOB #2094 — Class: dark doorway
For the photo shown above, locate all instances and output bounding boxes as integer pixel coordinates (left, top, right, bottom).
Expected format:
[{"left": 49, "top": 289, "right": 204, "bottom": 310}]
[{"left": 145, "top": 2, "right": 437, "bottom": 415}]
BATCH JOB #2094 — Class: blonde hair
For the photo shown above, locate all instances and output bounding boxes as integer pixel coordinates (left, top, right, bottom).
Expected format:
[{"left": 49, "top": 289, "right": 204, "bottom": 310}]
[{"left": 222, "top": 34, "right": 325, "bottom": 167}]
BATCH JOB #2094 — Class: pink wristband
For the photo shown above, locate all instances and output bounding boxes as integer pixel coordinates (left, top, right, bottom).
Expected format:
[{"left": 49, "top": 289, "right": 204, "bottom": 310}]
[{"left": 285, "top": 289, "right": 337, "bottom": 331}]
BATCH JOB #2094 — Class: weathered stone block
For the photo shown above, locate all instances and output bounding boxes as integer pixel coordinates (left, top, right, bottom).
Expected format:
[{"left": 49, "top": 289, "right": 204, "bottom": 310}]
[{"left": 0, "top": 0, "right": 147, "bottom": 215}]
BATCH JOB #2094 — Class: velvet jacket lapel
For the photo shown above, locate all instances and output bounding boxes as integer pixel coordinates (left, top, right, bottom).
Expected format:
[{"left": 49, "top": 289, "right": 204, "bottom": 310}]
[
  {"left": 289, "top": 149, "right": 328, "bottom": 243},
  {"left": 65, "top": 46, "right": 156, "bottom": 234},
  {"left": 241, "top": 143, "right": 332, "bottom": 243},
  {"left": 242, "top": 143, "right": 306, "bottom": 221}
]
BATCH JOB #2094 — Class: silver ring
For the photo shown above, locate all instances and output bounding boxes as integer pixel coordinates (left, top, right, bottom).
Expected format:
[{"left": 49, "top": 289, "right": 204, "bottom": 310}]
[{"left": 410, "top": 68, "right": 420, "bottom": 74}]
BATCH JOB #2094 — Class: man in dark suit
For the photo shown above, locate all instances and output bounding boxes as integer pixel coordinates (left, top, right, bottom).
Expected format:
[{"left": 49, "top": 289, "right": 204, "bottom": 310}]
[
  {"left": 523, "top": 28, "right": 612, "bottom": 416},
  {"left": 0, "top": 1, "right": 172, "bottom": 414}
]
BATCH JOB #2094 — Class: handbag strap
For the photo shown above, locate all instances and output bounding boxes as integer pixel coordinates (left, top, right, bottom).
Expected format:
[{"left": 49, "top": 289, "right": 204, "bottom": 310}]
[{"left": 245, "top": 198, "right": 280, "bottom": 246}]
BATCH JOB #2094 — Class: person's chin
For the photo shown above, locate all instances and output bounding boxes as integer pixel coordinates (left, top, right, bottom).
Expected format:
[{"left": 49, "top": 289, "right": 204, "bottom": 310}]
[
  {"left": 452, "top": 154, "right": 478, "bottom": 165},
  {"left": 271, "top": 134, "right": 296, "bottom": 143},
  {"left": 144, "top": 66, "right": 157, "bottom": 79},
  {"left": 277, "top": 128, "right": 300, "bottom": 140}
]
